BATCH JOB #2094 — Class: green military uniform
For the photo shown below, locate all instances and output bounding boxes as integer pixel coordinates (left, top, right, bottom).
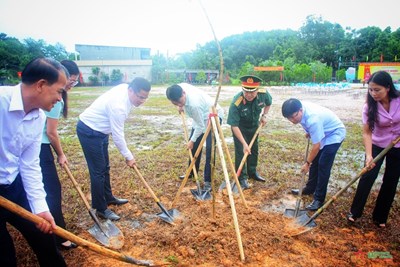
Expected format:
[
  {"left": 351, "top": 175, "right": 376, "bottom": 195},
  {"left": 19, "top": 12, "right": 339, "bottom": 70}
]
[{"left": 227, "top": 89, "right": 272, "bottom": 181}]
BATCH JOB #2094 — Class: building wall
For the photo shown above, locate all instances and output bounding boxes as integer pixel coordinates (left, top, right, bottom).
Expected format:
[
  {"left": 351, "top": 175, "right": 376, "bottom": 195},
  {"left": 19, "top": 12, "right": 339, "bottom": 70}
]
[
  {"left": 75, "top": 44, "right": 152, "bottom": 84},
  {"left": 76, "top": 60, "right": 152, "bottom": 84},
  {"left": 75, "top": 44, "right": 150, "bottom": 60}
]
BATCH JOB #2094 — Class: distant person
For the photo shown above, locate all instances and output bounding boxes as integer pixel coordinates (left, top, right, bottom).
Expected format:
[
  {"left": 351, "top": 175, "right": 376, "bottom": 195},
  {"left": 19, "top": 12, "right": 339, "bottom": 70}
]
[
  {"left": 282, "top": 98, "right": 346, "bottom": 211},
  {"left": 0, "top": 57, "right": 67, "bottom": 266},
  {"left": 76, "top": 78, "right": 151, "bottom": 221},
  {"left": 347, "top": 71, "right": 400, "bottom": 228},
  {"left": 227, "top": 75, "right": 272, "bottom": 191},
  {"left": 166, "top": 83, "right": 224, "bottom": 191},
  {"left": 40, "top": 60, "right": 80, "bottom": 250}
]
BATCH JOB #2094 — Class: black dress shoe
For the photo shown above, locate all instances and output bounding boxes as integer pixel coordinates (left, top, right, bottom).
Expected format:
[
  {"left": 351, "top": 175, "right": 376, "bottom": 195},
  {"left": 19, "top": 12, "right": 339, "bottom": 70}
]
[
  {"left": 179, "top": 174, "right": 193, "bottom": 180},
  {"left": 107, "top": 197, "right": 128, "bottom": 206},
  {"left": 58, "top": 241, "right": 78, "bottom": 250},
  {"left": 291, "top": 188, "right": 314, "bottom": 196},
  {"left": 250, "top": 173, "right": 266, "bottom": 182},
  {"left": 306, "top": 200, "right": 323, "bottom": 211},
  {"left": 96, "top": 209, "right": 121, "bottom": 221}
]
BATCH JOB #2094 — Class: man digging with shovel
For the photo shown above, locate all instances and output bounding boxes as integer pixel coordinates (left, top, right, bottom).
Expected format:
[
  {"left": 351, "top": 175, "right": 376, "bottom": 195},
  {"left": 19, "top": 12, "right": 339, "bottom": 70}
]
[
  {"left": 166, "top": 83, "right": 224, "bottom": 192},
  {"left": 227, "top": 75, "right": 272, "bottom": 192},
  {"left": 77, "top": 77, "right": 151, "bottom": 221},
  {"left": 282, "top": 98, "right": 346, "bottom": 211}
]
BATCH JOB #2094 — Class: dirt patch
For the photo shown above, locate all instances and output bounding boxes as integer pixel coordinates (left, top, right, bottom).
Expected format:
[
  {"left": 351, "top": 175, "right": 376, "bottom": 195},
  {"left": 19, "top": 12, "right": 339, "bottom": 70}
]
[{"left": 9, "top": 85, "right": 399, "bottom": 266}]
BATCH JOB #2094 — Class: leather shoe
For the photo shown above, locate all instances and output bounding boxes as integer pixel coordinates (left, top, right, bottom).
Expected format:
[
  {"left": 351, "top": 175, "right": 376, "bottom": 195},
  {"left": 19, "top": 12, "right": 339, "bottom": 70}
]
[
  {"left": 96, "top": 209, "right": 120, "bottom": 221},
  {"left": 179, "top": 174, "right": 193, "bottom": 180},
  {"left": 306, "top": 200, "right": 323, "bottom": 211},
  {"left": 291, "top": 188, "right": 314, "bottom": 196},
  {"left": 58, "top": 241, "right": 78, "bottom": 250},
  {"left": 107, "top": 197, "right": 128, "bottom": 206},
  {"left": 232, "top": 179, "right": 251, "bottom": 194},
  {"left": 250, "top": 173, "right": 265, "bottom": 182}
]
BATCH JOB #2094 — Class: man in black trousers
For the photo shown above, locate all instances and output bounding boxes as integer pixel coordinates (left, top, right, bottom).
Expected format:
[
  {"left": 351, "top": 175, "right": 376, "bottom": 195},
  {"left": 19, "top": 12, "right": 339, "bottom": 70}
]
[{"left": 0, "top": 57, "right": 67, "bottom": 267}]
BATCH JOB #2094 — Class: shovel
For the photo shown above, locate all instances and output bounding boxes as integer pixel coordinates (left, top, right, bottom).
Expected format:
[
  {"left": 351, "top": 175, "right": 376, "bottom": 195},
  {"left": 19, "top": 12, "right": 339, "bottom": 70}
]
[
  {"left": 284, "top": 138, "right": 310, "bottom": 218},
  {"left": 0, "top": 196, "right": 154, "bottom": 266},
  {"left": 220, "top": 123, "right": 263, "bottom": 193},
  {"left": 180, "top": 111, "right": 211, "bottom": 201},
  {"left": 63, "top": 165, "right": 124, "bottom": 249},
  {"left": 292, "top": 136, "right": 400, "bottom": 235},
  {"left": 133, "top": 165, "right": 179, "bottom": 224}
]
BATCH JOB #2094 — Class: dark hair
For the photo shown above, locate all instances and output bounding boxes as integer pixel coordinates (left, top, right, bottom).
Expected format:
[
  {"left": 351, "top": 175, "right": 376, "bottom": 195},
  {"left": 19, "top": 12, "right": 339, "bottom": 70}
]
[
  {"left": 128, "top": 77, "right": 151, "bottom": 93},
  {"left": 60, "top": 60, "right": 80, "bottom": 118},
  {"left": 61, "top": 60, "right": 80, "bottom": 76},
  {"left": 22, "top": 57, "right": 68, "bottom": 85},
  {"left": 166, "top": 84, "right": 183, "bottom": 101},
  {"left": 282, "top": 98, "right": 302, "bottom": 118},
  {"left": 366, "top": 71, "right": 400, "bottom": 131}
]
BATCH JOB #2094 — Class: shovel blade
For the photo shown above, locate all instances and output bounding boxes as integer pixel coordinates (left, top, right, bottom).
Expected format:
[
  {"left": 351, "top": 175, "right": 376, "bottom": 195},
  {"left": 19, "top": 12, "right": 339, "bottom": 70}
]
[
  {"left": 190, "top": 188, "right": 211, "bottom": 201},
  {"left": 284, "top": 208, "right": 308, "bottom": 218},
  {"left": 156, "top": 208, "right": 180, "bottom": 225},
  {"left": 88, "top": 219, "right": 124, "bottom": 249},
  {"left": 295, "top": 213, "right": 317, "bottom": 228}
]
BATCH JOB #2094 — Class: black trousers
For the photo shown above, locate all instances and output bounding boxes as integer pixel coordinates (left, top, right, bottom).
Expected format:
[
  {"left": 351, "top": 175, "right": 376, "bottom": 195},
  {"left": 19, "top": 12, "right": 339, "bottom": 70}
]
[
  {"left": 350, "top": 144, "right": 400, "bottom": 224},
  {"left": 0, "top": 174, "right": 66, "bottom": 267},
  {"left": 40, "top": 144, "right": 67, "bottom": 245}
]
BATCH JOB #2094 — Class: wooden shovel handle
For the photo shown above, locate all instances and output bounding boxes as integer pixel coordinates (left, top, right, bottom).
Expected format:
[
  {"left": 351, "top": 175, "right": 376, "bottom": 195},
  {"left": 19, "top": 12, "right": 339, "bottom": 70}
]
[
  {"left": 133, "top": 165, "right": 160, "bottom": 203},
  {"left": 179, "top": 111, "right": 200, "bottom": 180},
  {"left": 63, "top": 164, "right": 92, "bottom": 211},
  {"left": 0, "top": 196, "right": 153, "bottom": 266},
  {"left": 236, "top": 123, "right": 263, "bottom": 177}
]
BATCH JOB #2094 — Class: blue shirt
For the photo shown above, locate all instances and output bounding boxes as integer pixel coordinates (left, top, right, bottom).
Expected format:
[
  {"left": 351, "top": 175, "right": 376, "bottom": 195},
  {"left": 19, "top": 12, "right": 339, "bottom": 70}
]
[
  {"left": 42, "top": 100, "right": 63, "bottom": 144},
  {"left": 300, "top": 101, "right": 346, "bottom": 149}
]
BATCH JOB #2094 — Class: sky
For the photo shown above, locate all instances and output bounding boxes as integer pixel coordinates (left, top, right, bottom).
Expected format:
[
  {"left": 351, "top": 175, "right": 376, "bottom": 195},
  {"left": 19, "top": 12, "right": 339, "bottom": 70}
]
[{"left": 0, "top": 0, "right": 399, "bottom": 56}]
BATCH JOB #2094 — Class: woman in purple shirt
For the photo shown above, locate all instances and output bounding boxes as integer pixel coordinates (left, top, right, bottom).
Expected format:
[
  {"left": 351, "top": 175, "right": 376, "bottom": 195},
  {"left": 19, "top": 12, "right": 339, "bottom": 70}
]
[{"left": 348, "top": 71, "right": 400, "bottom": 228}]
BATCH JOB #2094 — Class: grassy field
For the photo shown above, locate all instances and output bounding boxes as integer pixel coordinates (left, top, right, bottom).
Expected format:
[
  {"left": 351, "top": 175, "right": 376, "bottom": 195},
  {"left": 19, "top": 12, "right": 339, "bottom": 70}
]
[{"left": 11, "top": 84, "right": 400, "bottom": 266}]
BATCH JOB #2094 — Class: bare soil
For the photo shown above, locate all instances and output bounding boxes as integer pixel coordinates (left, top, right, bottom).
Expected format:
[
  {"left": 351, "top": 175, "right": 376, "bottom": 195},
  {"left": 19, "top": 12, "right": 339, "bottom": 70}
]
[{"left": 9, "top": 85, "right": 399, "bottom": 266}]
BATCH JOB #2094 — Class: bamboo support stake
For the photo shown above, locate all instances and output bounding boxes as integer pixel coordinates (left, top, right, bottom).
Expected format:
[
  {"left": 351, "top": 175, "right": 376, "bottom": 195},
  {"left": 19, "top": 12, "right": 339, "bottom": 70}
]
[
  {"left": 211, "top": 123, "right": 216, "bottom": 218},
  {"left": 209, "top": 115, "right": 245, "bottom": 261},
  {"left": 213, "top": 107, "right": 248, "bottom": 208}
]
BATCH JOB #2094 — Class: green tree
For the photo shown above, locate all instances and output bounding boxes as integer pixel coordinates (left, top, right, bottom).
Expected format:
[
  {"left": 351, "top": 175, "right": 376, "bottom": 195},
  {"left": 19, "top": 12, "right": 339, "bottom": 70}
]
[{"left": 110, "top": 69, "right": 123, "bottom": 84}]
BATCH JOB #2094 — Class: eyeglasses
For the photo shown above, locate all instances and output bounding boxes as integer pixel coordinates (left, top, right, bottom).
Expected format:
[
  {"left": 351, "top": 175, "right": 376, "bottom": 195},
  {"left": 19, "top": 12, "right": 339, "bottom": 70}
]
[
  {"left": 68, "top": 75, "right": 79, "bottom": 87},
  {"left": 68, "top": 78, "right": 79, "bottom": 87}
]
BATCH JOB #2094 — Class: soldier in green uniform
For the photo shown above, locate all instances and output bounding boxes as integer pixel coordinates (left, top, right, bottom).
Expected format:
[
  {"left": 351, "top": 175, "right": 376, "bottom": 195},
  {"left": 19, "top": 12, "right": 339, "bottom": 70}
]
[{"left": 227, "top": 75, "right": 272, "bottom": 190}]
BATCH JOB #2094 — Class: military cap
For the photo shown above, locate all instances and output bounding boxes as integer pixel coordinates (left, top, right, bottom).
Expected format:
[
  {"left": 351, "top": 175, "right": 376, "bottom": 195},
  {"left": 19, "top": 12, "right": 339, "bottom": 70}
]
[{"left": 240, "top": 75, "right": 262, "bottom": 92}]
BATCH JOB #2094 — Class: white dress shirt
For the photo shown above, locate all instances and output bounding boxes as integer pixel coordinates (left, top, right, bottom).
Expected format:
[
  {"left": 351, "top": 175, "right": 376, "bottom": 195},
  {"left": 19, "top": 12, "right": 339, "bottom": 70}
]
[
  {"left": 0, "top": 84, "right": 49, "bottom": 214},
  {"left": 79, "top": 84, "right": 134, "bottom": 160},
  {"left": 178, "top": 83, "right": 224, "bottom": 142}
]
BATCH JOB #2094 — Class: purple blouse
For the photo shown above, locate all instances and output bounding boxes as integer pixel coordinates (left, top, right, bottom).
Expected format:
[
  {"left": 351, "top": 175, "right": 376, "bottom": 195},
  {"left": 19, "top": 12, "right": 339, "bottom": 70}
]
[{"left": 362, "top": 97, "right": 400, "bottom": 148}]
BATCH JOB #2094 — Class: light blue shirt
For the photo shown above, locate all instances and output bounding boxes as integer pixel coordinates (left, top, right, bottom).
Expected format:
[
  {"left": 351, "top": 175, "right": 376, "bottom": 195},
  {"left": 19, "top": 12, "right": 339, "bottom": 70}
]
[
  {"left": 42, "top": 100, "right": 63, "bottom": 144},
  {"left": 179, "top": 83, "right": 224, "bottom": 142},
  {"left": 0, "top": 84, "right": 49, "bottom": 214},
  {"left": 300, "top": 101, "right": 346, "bottom": 149}
]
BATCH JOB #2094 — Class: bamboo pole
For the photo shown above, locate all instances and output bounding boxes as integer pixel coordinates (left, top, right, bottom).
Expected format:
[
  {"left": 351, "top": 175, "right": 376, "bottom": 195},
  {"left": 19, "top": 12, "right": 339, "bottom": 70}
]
[
  {"left": 209, "top": 115, "right": 245, "bottom": 261},
  {"left": 213, "top": 107, "right": 248, "bottom": 209}
]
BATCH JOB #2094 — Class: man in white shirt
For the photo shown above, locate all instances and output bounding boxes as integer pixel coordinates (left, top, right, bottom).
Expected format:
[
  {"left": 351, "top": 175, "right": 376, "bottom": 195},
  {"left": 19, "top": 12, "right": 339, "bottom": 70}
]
[
  {"left": 166, "top": 83, "right": 224, "bottom": 191},
  {"left": 0, "top": 57, "right": 67, "bottom": 266},
  {"left": 77, "top": 77, "right": 151, "bottom": 221}
]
